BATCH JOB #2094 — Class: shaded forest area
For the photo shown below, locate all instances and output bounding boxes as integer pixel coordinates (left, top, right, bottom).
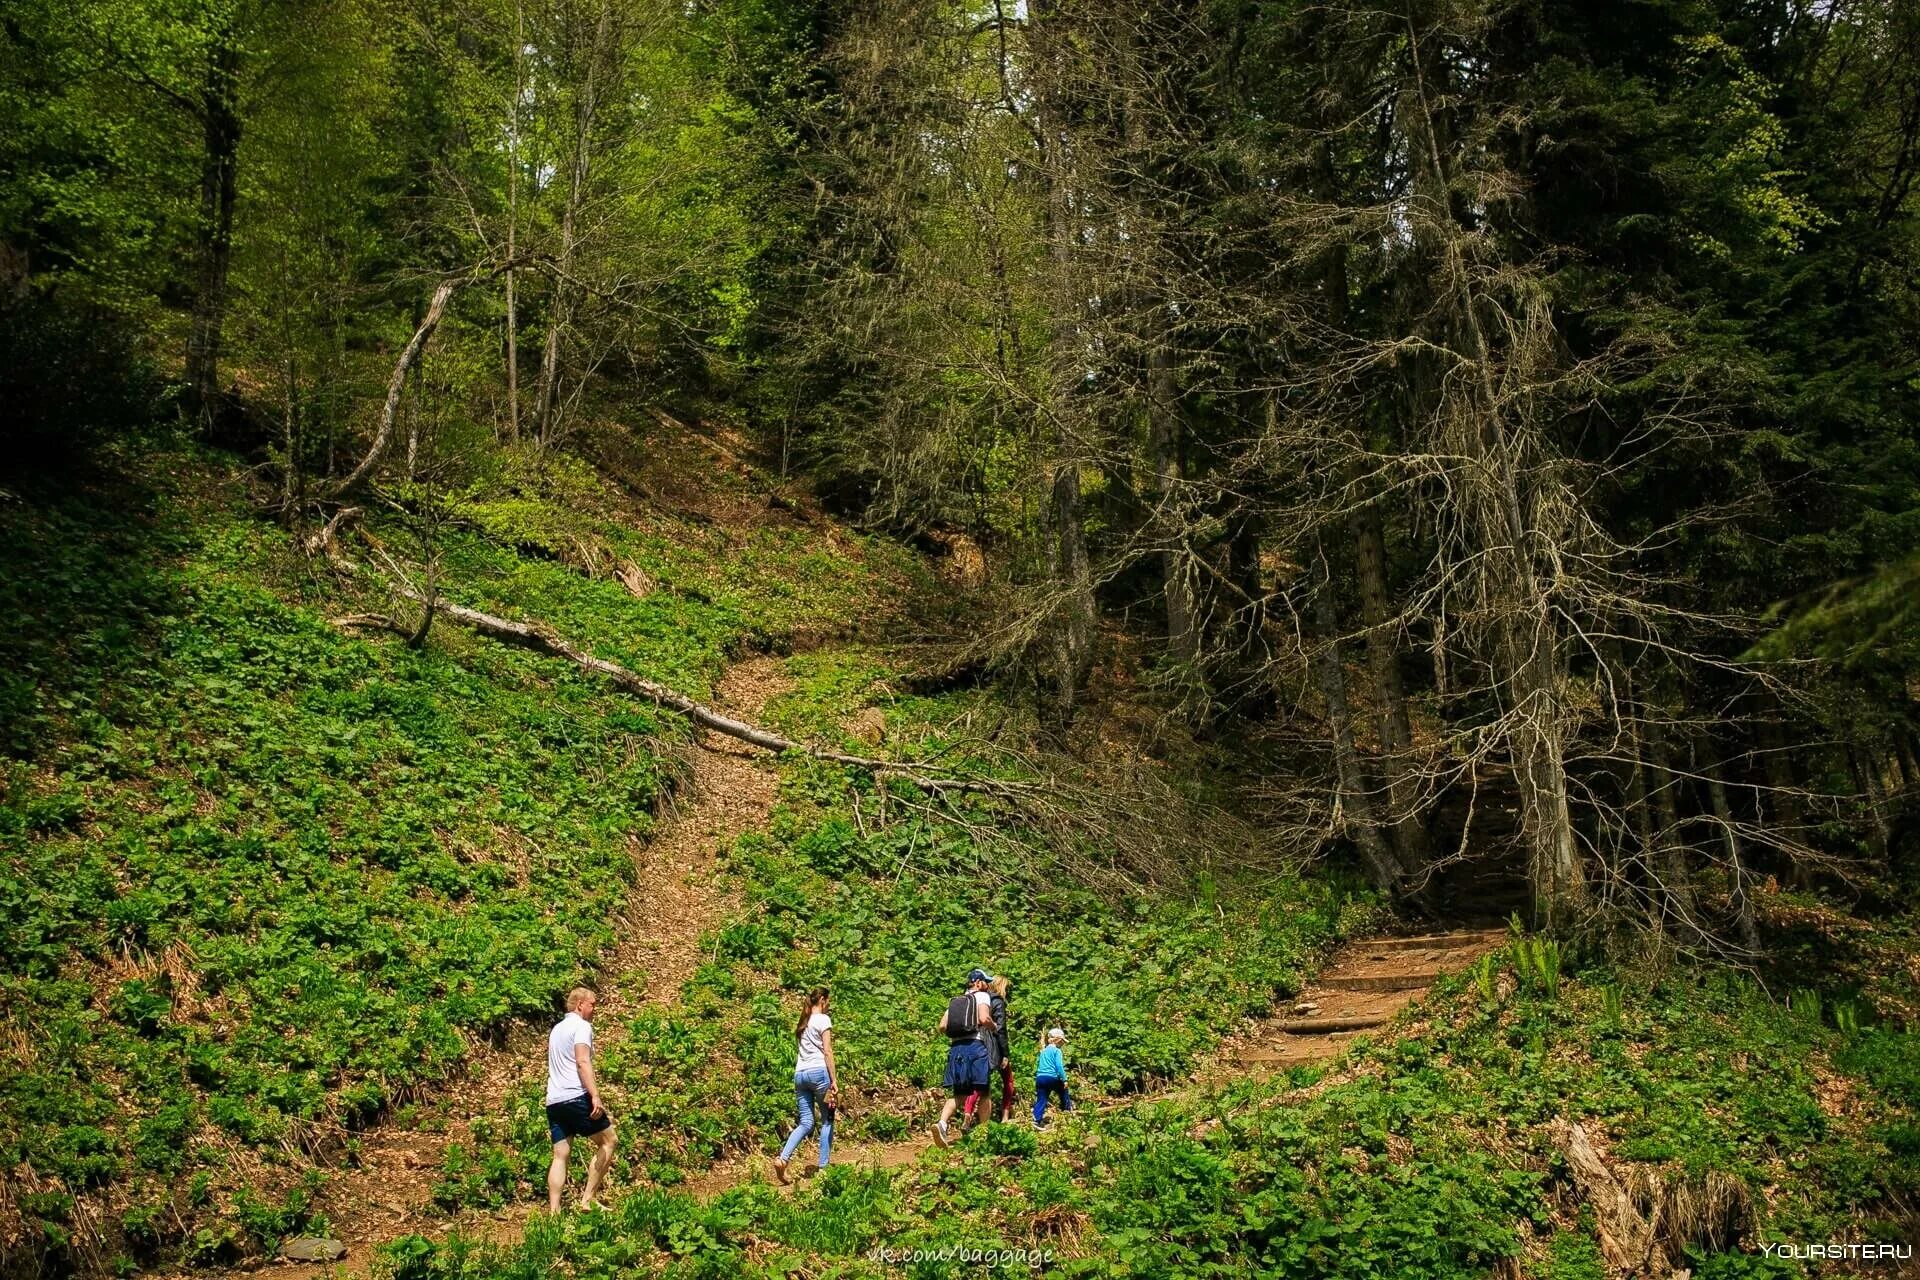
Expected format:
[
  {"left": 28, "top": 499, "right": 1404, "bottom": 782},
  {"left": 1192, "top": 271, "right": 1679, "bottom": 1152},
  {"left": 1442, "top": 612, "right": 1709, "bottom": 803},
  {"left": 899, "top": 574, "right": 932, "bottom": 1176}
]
[
  {"left": 6, "top": 1, "right": 1920, "bottom": 1274},
  {"left": 10, "top": 0, "right": 1915, "bottom": 940}
]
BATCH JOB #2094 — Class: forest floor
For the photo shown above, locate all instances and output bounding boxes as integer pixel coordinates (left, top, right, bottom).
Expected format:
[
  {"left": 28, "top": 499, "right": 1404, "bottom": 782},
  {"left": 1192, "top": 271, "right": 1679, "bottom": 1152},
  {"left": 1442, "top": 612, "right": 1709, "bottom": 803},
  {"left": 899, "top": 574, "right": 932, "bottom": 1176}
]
[
  {"left": 212, "top": 634, "right": 1500, "bottom": 1280},
  {"left": 213, "top": 656, "right": 788, "bottom": 1278},
  {"left": 14, "top": 430, "right": 1916, "bottom": 1279}
]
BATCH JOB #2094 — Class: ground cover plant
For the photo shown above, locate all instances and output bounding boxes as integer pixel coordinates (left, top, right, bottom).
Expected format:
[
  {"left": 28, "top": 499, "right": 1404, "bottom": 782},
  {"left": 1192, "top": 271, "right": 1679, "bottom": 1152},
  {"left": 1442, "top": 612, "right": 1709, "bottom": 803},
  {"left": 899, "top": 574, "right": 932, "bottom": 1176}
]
[
  {"left": 382, "top": 939, "right": 1920, "bottom": 1279},
  {"left": 0, "top": 444, "right": 913, "bottom": 1274}
]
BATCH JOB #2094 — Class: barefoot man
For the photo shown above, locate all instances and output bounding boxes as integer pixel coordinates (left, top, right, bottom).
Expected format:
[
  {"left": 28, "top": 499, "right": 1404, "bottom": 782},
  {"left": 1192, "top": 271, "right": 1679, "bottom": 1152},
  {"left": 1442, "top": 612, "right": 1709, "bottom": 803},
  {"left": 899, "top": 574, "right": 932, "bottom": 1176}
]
[{"left": 545, "top": 987, "right": 615, "bottom": 1212}]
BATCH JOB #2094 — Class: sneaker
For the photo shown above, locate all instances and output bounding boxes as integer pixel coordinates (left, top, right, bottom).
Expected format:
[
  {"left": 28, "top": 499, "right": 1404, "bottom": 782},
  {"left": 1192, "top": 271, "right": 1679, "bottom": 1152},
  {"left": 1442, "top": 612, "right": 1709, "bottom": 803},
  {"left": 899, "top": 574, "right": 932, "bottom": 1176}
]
[
  {"left": 932, "top": 1122, "right": 952, "bottom": 1148},
  {"left": 773, "top": 1157, "right": 790, "bottom": 1185}
]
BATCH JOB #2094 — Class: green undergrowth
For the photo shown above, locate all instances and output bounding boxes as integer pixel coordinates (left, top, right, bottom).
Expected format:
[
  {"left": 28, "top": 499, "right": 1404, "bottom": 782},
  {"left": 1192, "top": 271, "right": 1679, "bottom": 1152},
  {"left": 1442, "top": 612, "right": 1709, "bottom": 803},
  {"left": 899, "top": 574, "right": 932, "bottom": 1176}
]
[
  {"left": 442, "top": 446, "right": 928, "bottom": 666},
  {"left": 436, "top": 645, "right": 1364, "bottom": 1205},
  {"left": 390, "top": 943, "right": 1920, "bottom": 1279},
  {"left": 0, "top": 442, "right": 913, "bottom": 1274}
]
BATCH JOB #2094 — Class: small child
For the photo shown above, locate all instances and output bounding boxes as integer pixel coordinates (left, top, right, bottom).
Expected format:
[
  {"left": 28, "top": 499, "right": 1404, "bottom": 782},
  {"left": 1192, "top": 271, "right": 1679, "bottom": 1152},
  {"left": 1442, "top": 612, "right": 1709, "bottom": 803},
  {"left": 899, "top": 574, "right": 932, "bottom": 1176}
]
[{"left": 1032, "top": 1027, "right": 1072, "bottom": 1127}]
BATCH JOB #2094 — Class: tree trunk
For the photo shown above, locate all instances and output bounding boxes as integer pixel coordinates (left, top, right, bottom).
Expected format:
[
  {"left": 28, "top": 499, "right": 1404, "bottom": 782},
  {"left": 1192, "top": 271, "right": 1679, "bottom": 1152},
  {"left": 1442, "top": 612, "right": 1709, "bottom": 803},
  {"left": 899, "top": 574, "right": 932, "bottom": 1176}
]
[
  {"left": 332, "top": 275, "right": 467, "bottom": 497},
  {"left": 405, "top": 293, "right": 425, "bottom": 479},
  {"left": 1031, "top": 1, "right": 1096, "bottom": 733},
  {"left": 279, "top": 353, "right": 300, "bottom": 513},
  {"left": 504, "top": 265, "right": 520, "bottom": 442},
  {"left": 187, "top": 27, "right": 242, "bottom": 425},
  {"left": 1855, "top": 746, "right": 1893, "bottom": 860},
  {"left": 504, "top": 0, "right": 523, "bottom": 443},
  {"left": 1046, "top": 460, "right": 1096, "bottom": 731},
  {"left": 1707, "top": 768, "right": 1761, "bottom": 952},
  {"left": 1758, "top": 713, "right": 1812, "bottom": 887},
  {"left": 1352, "top": 502, "right": 1426, "bottom": 870},
  {"left": 1644, "top": 714, "right": 1695, "bottom": 924},
  {"left": 1126, "top": 52, "right": 1196, "bottom": 667},
  {"left": 1893, "top": 735, "right": 1916, "bottom": 791},
  {"left": 1324, "top": 222, "right": 1425, "bottom": 870},
  {"left": 1508, "top": 618, "right": 1585, "bottom": 926},
  {"left": 1622, "top": 692, "right": 1658, "bottom": 908},
  {"left": 1227, "top": 514, "right": 1265, "bottom": 658},
  {"left": 1404, "top": 33, "right": 1584, "bottom": 927},
  {"left": 1314, "top": 542, "right": 1401, "bottom": 894},
  {"left": 1148, "top": 338, "right": 1196, "bottom": 664},
  {"left": 534, "top": 1, "right": 612, "bottom": 445}
]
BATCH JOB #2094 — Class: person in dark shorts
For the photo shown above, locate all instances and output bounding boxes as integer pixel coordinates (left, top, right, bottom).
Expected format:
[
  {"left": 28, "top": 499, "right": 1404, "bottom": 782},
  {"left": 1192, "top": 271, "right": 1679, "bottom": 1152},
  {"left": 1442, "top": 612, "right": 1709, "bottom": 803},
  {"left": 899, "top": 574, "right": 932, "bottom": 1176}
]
[
  {"left": 932, "top": 969, "right": 996, "bottom": 1147},
  {"left": 545, "top": 987, "right": 615, "bottom": 1212}
]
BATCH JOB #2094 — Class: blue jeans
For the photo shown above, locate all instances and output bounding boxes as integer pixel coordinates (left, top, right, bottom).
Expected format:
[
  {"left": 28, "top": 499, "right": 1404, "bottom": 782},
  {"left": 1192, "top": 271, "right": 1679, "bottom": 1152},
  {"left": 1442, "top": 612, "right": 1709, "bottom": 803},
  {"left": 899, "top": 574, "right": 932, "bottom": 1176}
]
[
  {"left": 1032, "top": 1078, "right": 1071, "bottom": 1125},
  {"left": 780, "top": 1067, "right": 834, "bottom": 1166}
]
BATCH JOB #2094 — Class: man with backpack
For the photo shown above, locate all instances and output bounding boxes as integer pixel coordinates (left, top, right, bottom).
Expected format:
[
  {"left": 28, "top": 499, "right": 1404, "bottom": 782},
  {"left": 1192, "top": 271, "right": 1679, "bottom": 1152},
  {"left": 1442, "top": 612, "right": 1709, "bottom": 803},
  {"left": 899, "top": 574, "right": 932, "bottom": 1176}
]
[{"left": 931, "top": 968, "right": 996, "bottom": 1147}]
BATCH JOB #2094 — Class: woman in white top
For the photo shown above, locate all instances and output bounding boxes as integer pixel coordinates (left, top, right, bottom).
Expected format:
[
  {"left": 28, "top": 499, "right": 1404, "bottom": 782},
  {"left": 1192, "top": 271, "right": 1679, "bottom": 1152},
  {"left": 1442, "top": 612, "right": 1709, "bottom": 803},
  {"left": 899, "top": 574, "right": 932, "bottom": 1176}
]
[{"left": 774, "top": 986, "right": 837, "bottom": 1183}]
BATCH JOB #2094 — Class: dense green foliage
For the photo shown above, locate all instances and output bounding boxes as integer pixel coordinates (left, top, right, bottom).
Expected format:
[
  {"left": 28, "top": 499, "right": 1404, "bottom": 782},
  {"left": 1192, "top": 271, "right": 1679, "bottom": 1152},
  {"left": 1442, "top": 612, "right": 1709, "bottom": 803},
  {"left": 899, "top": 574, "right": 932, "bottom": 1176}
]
[
  {"left": 0, "top": 445, "right": 912, "bottom": 1270},
  {"left": 379, "top": 944, "right": 1920, "bottom": 1278}
]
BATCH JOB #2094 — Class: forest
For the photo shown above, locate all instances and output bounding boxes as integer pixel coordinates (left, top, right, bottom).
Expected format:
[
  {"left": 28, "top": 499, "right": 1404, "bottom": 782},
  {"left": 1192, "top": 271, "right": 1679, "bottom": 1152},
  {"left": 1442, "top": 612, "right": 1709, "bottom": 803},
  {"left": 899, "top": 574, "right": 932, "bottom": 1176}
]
[{"left": 3, "top": 0, "right": 1919, "bottom": 1276}]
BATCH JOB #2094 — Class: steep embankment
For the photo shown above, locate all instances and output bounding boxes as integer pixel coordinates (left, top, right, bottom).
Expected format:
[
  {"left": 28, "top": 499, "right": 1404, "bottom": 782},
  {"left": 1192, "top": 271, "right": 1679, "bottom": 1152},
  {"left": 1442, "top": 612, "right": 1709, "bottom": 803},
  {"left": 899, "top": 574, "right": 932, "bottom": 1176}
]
[{"left": 0, "top": 429, "right": 925, "bottom": 1276}]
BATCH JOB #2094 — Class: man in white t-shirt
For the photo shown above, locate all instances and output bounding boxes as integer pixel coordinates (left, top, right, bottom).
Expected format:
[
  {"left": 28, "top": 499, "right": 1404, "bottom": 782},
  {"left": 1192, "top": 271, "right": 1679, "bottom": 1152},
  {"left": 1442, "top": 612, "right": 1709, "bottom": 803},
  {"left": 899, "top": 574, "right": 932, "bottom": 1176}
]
[{"left": 544, "top": 987, "right": 615, "bottom": 1212}]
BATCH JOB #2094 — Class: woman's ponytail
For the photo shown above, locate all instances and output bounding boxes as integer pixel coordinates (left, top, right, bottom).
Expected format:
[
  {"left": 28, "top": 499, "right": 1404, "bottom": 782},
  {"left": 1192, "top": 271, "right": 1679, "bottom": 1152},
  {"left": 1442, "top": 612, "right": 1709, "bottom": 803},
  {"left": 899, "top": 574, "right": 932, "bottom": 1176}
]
[{"left": 795, "top": 986, "right": 830, "bottom": 1042}]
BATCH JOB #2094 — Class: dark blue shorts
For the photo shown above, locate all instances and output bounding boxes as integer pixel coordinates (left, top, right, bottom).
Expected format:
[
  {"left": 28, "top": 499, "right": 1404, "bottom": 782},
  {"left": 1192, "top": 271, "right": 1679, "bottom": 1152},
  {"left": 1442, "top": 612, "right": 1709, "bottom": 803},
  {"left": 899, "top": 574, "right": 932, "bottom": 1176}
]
[
  {"left": 545, "top": 1094, "right": 611, "bottom": 1144},
  {"left": 943, "top": 1040, "right": 991, "bottom": 1093}
]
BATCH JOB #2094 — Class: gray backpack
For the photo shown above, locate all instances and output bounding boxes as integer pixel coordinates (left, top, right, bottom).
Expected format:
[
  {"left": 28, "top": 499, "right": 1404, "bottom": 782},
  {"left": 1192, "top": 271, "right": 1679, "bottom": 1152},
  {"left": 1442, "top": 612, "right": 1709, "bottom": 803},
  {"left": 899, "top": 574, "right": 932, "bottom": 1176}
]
[{"left": 944, "top": 993, "right": 980, "bottom": 1041}]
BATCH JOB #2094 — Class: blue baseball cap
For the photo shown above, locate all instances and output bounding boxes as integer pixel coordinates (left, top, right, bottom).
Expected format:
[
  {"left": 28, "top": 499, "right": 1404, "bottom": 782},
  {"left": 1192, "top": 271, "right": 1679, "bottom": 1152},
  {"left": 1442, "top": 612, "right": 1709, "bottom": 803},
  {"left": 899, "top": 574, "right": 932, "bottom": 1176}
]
[{"left": 966, "top": 967, "right": 994, "bottom": 985}]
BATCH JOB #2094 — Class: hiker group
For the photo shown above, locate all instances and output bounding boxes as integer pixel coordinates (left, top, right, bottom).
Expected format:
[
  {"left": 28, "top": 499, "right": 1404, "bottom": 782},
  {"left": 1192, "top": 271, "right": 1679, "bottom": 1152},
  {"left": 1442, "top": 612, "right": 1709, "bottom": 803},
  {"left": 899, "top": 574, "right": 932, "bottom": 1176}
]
[
  {"left": 541, "top": 969, "right": 1074, "bottom": 1203},
  {"left": 770, "top": 967, "right": 1074, "bottom": 1178},
  {"left": 932, "top": 967, "right": 1071, "bottom": 1147}
]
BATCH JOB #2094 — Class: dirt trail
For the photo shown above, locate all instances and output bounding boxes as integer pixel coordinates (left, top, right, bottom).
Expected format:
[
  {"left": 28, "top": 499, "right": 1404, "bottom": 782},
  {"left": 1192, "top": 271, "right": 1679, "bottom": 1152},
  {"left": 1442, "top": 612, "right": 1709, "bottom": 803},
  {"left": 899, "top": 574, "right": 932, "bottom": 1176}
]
[
  {"left": 219, "top": 659, "right": 789, "bottom": 1278},
  {"left": 1202, "top": 928, "right": 1507, "bottom": 1079},
  {"left": 596, "top": 657, "right": 785, "bottom": 1018},
  {"left": 224, "top": 649, "right": 1505, "bottom": 1272},
  {"left": 683, "top": 929, "right": 1509, "bottom": 1198}
]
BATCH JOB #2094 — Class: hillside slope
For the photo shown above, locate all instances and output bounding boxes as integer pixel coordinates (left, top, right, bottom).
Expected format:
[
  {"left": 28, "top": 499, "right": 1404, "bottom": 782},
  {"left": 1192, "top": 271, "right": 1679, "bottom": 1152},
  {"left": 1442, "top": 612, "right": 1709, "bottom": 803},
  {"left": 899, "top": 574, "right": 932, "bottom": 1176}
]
[
  {"left": 0, "top": 427, "right": 925, "bottom": 1273},
  {"left": 4, "top": 427, "right": 1918, "bottom": 1279}
]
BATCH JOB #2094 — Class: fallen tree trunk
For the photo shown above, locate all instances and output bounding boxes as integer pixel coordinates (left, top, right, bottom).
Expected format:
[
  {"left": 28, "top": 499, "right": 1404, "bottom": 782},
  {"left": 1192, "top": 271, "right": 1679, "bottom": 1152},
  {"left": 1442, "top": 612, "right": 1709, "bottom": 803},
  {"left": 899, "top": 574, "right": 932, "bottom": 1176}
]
[
  {"left": 330, "top": 256, "right": 547, "bottom": 499},
  {"left": 343, "top": 586, "right": 1027, "bottom": 796},
  {"left": 1556, "top": 1120, "right": 1663, "bottom": 1274}
]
